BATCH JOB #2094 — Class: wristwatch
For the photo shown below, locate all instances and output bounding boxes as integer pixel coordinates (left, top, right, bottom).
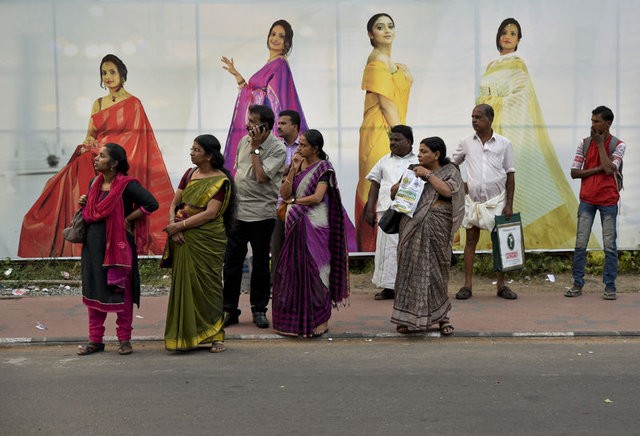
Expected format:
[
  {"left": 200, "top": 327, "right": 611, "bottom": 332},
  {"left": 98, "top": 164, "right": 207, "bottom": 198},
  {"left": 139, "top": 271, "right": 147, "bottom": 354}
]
[
  {"left": 251, "top": 148, "right": 261, "bottom": 156},
  {"left": 291, "top": 198, "right": 296, "bottom": 204}
]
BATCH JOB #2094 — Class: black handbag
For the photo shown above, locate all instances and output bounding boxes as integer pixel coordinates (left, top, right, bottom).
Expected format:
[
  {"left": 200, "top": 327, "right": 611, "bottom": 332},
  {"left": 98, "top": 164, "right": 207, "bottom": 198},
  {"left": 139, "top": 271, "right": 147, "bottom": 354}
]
[
  {"left": 62, "top": 209, "right": 86, "bottom": 243},
  {"left": 378, "top": 209, "right": 402, "bottom": 234}
]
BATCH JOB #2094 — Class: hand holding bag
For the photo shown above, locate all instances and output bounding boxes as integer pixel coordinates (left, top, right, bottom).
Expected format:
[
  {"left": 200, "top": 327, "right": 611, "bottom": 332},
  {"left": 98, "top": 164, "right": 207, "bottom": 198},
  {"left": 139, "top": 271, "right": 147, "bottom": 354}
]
[{"left": 62, "top": 209, "right": 86, "bottom": 243}]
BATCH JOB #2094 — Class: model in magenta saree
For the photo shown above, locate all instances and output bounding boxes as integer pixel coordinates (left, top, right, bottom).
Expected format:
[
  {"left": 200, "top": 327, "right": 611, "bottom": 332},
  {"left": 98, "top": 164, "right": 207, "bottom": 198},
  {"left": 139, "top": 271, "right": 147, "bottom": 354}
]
[
  {"left": 223, "top": 58, "right": 308, "bottom": 172},
  {"left": 272, "top": 160, "right": 349, "bottom": 337}
]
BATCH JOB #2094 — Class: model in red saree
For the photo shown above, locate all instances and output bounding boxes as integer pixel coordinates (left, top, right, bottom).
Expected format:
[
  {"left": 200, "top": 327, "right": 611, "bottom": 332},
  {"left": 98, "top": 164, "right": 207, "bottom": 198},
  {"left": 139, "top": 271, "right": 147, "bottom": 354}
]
[{"left": 18, "top": 96, "right": 173, "bottom": 257}]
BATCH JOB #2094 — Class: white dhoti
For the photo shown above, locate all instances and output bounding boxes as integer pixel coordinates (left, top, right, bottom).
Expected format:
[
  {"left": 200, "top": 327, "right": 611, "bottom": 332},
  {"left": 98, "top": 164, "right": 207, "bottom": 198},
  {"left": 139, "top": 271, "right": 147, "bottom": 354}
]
[
  {"left": 372, "top": 211, "right": 399, "bottom": 289},
  {"left": 462, "top": 191, "right": 506, "bottom": 231}
]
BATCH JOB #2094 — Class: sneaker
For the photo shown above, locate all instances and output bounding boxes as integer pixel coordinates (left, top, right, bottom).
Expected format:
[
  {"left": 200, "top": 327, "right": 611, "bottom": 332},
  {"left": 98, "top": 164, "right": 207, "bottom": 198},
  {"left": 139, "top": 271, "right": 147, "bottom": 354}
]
[
  {"left": 374, "top": 288, "right": 395, "bottom": 300},
  {"left": 603, "top": 289, "right": 617, "bottom": 300},
  {"left": 564, "top": 285, "right": 583, "bottom": 298}
]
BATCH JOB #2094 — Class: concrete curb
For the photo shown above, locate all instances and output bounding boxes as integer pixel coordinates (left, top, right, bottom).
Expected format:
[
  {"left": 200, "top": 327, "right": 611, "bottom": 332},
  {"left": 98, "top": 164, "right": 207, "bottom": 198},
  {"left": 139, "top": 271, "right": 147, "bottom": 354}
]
[{"left": 3, "top": 330, "right": 640, "bottom": 346}]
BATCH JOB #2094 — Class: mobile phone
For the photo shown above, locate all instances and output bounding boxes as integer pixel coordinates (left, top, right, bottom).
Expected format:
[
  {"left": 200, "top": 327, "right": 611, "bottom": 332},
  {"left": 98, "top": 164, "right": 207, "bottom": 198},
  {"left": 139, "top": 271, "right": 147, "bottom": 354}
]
[{"left": 258, "top": 123, "right": 268, "bottom": 134}]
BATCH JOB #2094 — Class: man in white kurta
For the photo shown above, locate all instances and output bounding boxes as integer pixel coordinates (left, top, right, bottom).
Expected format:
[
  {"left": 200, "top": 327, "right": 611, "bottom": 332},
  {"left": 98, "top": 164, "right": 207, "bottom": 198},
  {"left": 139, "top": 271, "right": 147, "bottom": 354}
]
[{"left": 364, "top": 125, "right": 418, "bottom": 300}]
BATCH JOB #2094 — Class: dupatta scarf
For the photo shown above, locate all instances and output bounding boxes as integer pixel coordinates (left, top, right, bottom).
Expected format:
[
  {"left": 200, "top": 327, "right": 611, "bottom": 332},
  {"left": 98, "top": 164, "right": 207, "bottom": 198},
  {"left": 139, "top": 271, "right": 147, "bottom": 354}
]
[{"left": 83, "top": 173, "right": 148, "bottom": 290}]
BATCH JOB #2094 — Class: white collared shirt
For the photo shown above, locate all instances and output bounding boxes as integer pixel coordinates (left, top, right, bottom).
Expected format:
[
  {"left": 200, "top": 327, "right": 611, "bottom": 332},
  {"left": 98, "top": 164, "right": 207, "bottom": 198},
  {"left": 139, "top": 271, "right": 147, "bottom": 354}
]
[
  {"left": 366, "top": 152, "right": 419, "bottom": 212},
  {"left": 452, "top": 132, "right": 515, "bottom": 203}
]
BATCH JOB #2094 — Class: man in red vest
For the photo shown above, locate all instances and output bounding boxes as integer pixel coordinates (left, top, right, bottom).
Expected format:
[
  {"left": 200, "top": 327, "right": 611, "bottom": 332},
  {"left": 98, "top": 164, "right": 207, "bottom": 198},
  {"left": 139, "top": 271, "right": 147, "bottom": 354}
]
[{"left": 565, "top": 106, "right": 626, "bottom": 300}]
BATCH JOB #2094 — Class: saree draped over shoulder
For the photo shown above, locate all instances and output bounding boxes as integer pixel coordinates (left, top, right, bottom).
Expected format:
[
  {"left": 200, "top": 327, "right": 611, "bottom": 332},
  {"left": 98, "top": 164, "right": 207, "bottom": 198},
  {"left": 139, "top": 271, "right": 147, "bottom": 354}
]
[
  {"left": 223, "top": 58, "right": 308, "bottom": 173},
  {"left": 19, "top": 96, "right": 174, "bottom": 257},
  {"left": 164, "top": 174, "right": 231, "bottom": 351},
  {"left": 355, "top": 61, "right": 412, "bottom": 252},
  {"left": 391, "top": 164, "right": 465, "bottom": 329},
  {"left": 477, "top": 53, "right": 581, "bottom": 249},
  {"left": 272, "top": 160, "right": 349, "bottom": 337}
]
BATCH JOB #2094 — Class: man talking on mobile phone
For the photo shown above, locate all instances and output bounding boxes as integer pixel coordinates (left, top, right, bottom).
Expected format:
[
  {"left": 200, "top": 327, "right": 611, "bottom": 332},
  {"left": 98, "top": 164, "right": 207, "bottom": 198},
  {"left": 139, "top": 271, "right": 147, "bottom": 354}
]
[
  {"left": 565, "top": 106, "right": 626, "bottom": 301},
  {"left": 223, "top": 105, "right": 286, "bottom": 328}
]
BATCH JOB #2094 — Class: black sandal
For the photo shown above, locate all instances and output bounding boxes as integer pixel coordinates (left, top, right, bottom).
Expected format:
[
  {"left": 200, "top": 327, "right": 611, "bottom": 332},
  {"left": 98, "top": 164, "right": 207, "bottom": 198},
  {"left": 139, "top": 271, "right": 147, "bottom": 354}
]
[
  {"left": 439, "top": 321, "right": 454, "bottom": 336},
  {"left": 455, "top": 287, "right": 472, "bottom": 300},
  {"left": 374, "top": 288, "right": 395, "bottom": 300},
  {"left": 77, "top": 342, "right": 105, "bottom": 356},
  {"left": 497, "top": 286, "right": 518, "bottom": 300},
  {"left": 118, "top": 341, "right": 133, "bottom": 355},
  {"left": 396, "top": 325, "right": 421, "bottom": 334}
]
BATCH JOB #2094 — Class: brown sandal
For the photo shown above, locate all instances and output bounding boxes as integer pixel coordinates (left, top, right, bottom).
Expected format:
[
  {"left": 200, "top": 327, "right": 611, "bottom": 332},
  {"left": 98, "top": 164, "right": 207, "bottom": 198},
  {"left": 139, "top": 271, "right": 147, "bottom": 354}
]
[
  {"left": 210, "top": 341, "right": 226, "bottom": 353},
  {"left": 118, "top": 341, "right": 133, "bottom": 355},
  {"left": 77, "top": 342, "right": 105, "bottom": 356}
]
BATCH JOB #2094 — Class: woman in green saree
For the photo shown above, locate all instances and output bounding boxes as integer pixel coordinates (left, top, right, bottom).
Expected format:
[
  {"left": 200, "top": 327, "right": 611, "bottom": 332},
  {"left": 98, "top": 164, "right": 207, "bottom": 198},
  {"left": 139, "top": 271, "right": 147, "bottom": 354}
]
[{"left": 163, "top": 134, "right": 236, "bottom": 353}]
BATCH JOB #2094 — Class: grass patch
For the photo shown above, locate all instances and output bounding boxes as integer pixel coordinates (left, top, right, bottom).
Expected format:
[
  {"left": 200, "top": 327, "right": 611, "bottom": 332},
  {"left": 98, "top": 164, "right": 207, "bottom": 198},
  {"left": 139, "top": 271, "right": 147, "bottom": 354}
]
[
  {"left": 452, "top": 251, "right": 640, "bottom": 277},
  {"left": 1, "top": 251, "right": 637, "bottom": 285},
  {"left": 0, "top": 257, "right": 169, "bottom": 286}
]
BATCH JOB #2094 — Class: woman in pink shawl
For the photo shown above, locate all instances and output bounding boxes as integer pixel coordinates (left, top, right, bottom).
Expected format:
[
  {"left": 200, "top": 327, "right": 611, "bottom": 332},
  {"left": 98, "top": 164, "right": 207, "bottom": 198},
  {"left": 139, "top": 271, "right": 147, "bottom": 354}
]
[
  {"left": 76, "top": 143, "right": 158, "bottom": 356},
  {"left": 221, "top": 19, "right": 308, "bottom": 172}
]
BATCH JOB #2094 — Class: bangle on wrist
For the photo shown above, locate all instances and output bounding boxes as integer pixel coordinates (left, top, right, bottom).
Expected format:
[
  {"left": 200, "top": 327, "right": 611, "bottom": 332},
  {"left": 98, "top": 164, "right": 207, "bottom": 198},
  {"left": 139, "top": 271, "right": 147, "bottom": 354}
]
[{"left": 182, "top": 220, "right": 187, "bottom": 229}]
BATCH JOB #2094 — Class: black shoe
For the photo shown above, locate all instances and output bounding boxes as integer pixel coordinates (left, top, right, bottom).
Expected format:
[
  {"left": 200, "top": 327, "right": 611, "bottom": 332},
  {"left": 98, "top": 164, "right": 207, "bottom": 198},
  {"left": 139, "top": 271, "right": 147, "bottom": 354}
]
[
  {"left": 223, "top": 311, "right": 240, "bottom": 327},
  {"left": 252, "top": 312, "right": 269, "bottom": 328},
  {"left": 374, "top": 288, "right": 395, "bottom": 300}
]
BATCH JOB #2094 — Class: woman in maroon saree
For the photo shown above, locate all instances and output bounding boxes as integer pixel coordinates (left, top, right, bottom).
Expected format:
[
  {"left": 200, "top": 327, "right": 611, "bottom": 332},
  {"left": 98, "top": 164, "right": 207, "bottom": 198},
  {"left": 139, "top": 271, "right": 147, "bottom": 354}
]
[
  {"left": 272, "top": 129, "right": 349, "bottom": 337},
  {"left": 18, "top": 54, "right": 173, "bottom": 257},
  {"left": 221, "top": 19, "right": 308, "bottom": 172}
]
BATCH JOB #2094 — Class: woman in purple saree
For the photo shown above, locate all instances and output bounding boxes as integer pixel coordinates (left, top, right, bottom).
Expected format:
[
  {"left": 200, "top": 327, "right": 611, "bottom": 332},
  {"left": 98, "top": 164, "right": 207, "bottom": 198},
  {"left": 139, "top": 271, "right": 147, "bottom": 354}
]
[
  {"left": 221, "top": 19, "right": 308, "bottom": 173},
  {"left": 272, "top": 130, "right": 349, "bottom": 337}
]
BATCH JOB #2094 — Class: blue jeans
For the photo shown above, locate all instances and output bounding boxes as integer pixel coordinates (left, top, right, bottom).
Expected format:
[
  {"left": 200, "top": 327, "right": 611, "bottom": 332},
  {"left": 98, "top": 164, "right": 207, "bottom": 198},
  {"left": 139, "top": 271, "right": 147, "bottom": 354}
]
[{"left": 571, "top": 201, "right": 618, "bottom": 291}]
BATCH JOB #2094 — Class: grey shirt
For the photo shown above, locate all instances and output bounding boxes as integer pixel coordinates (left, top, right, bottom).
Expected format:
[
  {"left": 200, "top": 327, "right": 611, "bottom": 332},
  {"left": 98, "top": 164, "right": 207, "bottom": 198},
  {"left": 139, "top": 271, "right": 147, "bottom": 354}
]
[{"left": 234, "top": 132, "right": 286, "bottom": 221}]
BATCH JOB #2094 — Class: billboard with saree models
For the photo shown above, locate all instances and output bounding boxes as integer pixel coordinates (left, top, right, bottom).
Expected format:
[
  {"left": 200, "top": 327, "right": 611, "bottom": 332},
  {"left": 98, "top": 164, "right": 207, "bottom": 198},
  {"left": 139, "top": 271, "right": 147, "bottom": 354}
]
[{"left": 1, "top": 0, "right": 638, "bottom": 257}]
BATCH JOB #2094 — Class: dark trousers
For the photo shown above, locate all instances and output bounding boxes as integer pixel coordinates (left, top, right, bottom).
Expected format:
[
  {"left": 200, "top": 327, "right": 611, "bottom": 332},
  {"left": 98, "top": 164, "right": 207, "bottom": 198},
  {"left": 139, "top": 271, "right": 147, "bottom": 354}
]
[{"left": 223, "top": 218, "right": 276, "bottom": 315}]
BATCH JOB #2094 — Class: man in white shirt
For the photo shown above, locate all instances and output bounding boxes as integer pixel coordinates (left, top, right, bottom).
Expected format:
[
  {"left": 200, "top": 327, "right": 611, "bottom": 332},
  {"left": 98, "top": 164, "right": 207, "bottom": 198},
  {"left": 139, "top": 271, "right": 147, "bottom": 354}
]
[
  {"left": 364, "top": 125, "right": 419, "bottom": 300},
  {"left": 451, "top": 104, "right": 517, "bottom": 300}
]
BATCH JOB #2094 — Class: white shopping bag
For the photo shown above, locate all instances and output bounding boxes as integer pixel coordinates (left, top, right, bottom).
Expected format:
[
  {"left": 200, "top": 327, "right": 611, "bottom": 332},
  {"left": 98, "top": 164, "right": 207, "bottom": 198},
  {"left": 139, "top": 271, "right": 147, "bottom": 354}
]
[{"left": 390, "top": 169, "right": 425, "bottom": 218}]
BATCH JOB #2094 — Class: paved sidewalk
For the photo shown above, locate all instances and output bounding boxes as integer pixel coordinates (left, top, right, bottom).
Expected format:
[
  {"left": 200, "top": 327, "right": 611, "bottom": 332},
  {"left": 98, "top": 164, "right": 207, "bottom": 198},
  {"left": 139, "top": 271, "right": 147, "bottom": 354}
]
[{"left": 1, "top": 289, "right": 639, "bottom": 344}]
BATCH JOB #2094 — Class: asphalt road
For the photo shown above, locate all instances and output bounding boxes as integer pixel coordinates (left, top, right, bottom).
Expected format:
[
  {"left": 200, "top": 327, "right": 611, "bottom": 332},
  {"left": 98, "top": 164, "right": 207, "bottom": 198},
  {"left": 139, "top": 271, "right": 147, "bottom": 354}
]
[{"left": 1, "top": 338, "right": 639, "bottom": 435}]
